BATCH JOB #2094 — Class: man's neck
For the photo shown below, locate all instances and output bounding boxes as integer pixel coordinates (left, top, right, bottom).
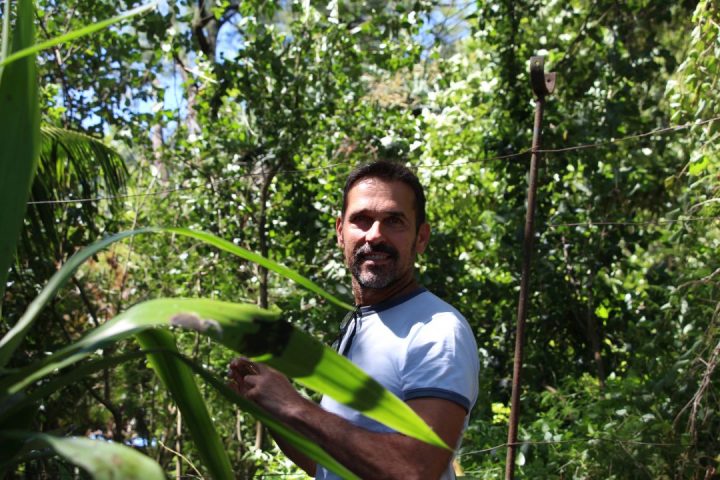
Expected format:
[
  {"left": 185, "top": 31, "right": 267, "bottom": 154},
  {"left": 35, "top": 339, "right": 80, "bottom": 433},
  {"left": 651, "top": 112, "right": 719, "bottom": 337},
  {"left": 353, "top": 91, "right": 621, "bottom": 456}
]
[{"left": 352, "top": 277, "right": 420, "bottom": 307}]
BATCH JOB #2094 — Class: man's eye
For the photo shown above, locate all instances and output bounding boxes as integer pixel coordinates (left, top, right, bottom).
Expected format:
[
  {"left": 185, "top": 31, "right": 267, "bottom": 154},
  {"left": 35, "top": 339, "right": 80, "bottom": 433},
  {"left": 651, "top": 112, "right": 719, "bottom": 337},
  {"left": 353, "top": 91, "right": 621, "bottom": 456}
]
[
  {"left": 386, "top": 217, "right": 403, "bottom": 226},
  {"left": 353, "top": 215, "right": 372, "bottom": 228}
]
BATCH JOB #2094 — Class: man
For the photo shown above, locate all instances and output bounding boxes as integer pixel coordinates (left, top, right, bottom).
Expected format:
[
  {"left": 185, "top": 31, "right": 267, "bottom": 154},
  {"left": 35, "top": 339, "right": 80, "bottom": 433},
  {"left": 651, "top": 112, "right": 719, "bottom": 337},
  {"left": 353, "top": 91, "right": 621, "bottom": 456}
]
[{"left": 229, "top": 160, "right": 479, "bottom": 479}]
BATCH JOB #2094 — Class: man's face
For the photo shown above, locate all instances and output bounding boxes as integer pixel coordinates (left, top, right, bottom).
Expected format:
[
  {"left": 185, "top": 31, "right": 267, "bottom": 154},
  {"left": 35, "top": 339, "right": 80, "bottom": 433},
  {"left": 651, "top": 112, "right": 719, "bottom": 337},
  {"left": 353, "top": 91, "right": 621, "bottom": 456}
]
[{"left": 336, "top": 178, "right": 430, "bottom": 291}]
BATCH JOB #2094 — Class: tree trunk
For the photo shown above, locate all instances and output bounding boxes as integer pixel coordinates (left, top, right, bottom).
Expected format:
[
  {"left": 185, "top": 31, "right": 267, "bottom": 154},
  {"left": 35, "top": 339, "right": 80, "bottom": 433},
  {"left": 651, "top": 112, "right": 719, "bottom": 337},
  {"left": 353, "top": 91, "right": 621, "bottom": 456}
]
[
  {"left": 586, "top": 271, "right": 606, "bottom": 389},
  {"left": 253, "top": 165, "right": 278, "bottom": 450}
]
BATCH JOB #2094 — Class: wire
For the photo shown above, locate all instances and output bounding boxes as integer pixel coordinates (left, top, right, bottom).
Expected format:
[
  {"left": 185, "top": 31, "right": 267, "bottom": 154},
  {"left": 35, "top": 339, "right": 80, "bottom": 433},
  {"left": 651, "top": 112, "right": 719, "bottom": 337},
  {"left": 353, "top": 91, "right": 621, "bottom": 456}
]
[
  {"left": 25, "top": 160, "right": 355, "bottom": 206},
  {"left": 536, "top": 115, "right": 720, "bottom": 155},
  {"left": 25, "top": 114, "right": 720, "bottom": 207},
  {"left": 26, "top": 185, "right": 199, "bottom": 205},
  {"left": 459, "top": 436, "right": 695, "bottom": 457},
  {"left": 546, "top": 216, "right": 720, "bottom": 228}
]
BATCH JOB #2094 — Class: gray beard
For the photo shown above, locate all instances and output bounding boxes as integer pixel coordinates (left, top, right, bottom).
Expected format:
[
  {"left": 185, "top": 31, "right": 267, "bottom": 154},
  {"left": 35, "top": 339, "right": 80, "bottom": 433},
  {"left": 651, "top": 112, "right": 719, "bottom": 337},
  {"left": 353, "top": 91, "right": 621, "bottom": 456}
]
[{"left": 351, "top": 260, "right": 399, "bottom": 290}]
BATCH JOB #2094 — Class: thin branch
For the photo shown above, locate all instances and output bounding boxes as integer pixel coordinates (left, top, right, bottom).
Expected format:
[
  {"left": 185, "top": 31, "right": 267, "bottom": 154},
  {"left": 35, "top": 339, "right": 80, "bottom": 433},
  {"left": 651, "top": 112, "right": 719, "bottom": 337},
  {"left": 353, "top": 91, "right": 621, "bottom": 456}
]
[{"left": 158, "top": 439, "right": 203, "bottom": 479}]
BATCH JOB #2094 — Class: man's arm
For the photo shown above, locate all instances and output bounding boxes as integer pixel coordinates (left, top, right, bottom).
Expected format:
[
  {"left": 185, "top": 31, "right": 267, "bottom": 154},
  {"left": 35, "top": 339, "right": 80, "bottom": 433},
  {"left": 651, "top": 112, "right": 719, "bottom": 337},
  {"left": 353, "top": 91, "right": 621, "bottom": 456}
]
[
  {"left": 267, "top": 427, "right": 317, "bottom": 476},
  {"left": 229, "top": 359, "right": 466, "bottom": 480}
]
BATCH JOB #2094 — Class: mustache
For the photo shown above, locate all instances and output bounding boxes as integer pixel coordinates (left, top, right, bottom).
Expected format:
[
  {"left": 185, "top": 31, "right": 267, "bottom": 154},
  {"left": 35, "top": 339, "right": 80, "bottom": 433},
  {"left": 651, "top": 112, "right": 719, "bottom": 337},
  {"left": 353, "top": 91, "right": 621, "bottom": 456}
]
[{"left": 353, "top": 243, "right": 399, "bottom": 262}]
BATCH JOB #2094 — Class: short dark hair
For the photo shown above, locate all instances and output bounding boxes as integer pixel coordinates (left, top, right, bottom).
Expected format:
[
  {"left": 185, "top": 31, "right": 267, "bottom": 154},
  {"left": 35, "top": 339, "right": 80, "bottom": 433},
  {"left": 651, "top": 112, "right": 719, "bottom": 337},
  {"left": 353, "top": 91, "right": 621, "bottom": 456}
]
[{"left": 341, "top": 160, "right": 426, "bottom": 229}]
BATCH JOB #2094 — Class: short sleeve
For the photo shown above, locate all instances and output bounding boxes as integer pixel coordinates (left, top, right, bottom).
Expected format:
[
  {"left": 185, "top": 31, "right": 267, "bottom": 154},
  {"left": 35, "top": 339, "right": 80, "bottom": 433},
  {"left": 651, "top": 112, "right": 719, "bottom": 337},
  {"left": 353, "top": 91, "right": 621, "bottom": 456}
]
[{"left": 400, "top": 312, "right": 479, "bottom": 412}]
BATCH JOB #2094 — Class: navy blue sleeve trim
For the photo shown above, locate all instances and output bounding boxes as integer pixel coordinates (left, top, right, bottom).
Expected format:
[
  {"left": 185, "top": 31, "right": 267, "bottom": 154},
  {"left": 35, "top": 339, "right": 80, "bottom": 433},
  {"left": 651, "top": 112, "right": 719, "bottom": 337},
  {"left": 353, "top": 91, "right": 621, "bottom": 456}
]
[{"left": 403, "top": 388, "right": 471, "bottom": 412}]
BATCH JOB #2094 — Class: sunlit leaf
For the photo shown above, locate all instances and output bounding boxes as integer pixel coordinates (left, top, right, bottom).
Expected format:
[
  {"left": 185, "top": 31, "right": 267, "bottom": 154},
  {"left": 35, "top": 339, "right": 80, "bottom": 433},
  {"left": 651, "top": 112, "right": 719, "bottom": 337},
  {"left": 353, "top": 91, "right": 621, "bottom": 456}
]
[
  {"left": 135, "top": 330, "right": 233, "bottom": 479},
  {"left": 3, "top": 297, "right": 447, "bottom": 450},
  {"left": 0, "top": 0, "right": 39, "bottom": 311},
  {"left": 0, "top": 2, "right": 156, "bottom": 68}
]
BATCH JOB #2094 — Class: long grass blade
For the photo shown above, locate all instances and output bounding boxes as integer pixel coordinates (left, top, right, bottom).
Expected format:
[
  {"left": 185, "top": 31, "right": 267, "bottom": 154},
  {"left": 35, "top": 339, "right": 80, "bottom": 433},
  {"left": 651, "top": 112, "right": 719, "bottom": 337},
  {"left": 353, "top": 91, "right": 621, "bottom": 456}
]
[
  {"left": 0, "top": 341, "right": 359, "bottom": 480},
  {"left": 135, "top": 330, "right": 233, "bottom": 479},
  {"left": 0, "top": 432, "right": 164, "bottom": 479},
  {"left": 177, "top": 310, "right": 451, "bottom": 450},
  {"left": 166, "top": 227, "right": 354, "bottom": 310},
  {"left": 1, "top": 298, "right": 279, "bottom": 394},
  {"left": 0, "top": 0, "right": 39, "bottom": 311},
  {"left": 0, "top": 227, "right": 350, "bottom": 368},
  {"left": 0, "top": 2, "right": 156, "bottom": 68}
]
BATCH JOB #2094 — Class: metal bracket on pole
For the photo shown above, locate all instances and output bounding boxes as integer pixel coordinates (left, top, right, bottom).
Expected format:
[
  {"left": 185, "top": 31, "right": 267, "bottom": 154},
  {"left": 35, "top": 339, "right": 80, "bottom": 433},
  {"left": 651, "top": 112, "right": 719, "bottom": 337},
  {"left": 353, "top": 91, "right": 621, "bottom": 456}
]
[
  {"left": 504, "top": 56, "right": 556, "bottom": 480},
  {"left": 529, "top": 56, "right": 556, "bottom": 97}
]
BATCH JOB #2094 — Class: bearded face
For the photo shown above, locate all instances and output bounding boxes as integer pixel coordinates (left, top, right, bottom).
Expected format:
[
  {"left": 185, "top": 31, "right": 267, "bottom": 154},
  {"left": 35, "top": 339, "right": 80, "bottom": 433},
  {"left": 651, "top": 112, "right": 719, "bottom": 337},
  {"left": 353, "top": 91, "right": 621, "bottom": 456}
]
[
  {"left": 350, "top": 241, "right": 403, "bottom": 289},
  {"left": 336, "top": 178, "right": 429, "bottom": 300}
]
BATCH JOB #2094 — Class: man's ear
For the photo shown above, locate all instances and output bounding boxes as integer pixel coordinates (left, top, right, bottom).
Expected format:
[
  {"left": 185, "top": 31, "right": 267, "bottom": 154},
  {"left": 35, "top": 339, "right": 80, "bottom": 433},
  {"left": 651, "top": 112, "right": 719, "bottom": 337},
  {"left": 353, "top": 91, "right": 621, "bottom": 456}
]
[
  {"left": 415, "top": 223, "right": 431, "bottom": 255},
  {"left": 335, "top": 216, "right": 344, "bottom": 247}
]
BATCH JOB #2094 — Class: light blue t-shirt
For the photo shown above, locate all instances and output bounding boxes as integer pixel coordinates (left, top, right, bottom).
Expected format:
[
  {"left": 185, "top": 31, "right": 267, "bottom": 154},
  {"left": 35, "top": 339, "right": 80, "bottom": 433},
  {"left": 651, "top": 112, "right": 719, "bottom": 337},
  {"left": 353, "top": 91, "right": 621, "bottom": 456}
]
[{"left": 316, "top": 288, "right": 480, "bottom": 480}]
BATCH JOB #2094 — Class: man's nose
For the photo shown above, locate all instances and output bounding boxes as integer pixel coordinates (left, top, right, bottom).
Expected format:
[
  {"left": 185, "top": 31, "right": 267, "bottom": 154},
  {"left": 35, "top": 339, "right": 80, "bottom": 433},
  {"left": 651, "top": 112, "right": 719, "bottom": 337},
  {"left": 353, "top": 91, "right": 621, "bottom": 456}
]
[{"left": 365, "top": 220, "right": 384, "bottom": 243}]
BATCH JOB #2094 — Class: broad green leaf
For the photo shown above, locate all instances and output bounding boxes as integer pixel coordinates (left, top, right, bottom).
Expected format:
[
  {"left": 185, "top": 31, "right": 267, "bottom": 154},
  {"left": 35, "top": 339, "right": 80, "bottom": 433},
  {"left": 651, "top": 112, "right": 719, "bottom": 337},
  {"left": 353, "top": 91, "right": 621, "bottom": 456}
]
[
  {"left": 0, "top": 342, "right": 359, "bottom": 480},
  {"left": 3, "top": 297, "right": 447, "bottom": 450},
  {"left": 0, "top": 0, "right": 39, "bottom": 311},
  {"left": 2, "top": 298, "right": 279, "bottom": 394},
  {"left": 135, "top": 330, "right": 233, "bottom": 479},
  {"left": 0, "top": 432, "right": 164, "bottom": 479},
  {"left": 0, "top": 2, "right": 157, "bottom": 69},
  {"left": 0, "top": 227, "right": 351, "bottom": 368},
  {"left": 0, "top": 227, "right": 444, "bottom": 449}
]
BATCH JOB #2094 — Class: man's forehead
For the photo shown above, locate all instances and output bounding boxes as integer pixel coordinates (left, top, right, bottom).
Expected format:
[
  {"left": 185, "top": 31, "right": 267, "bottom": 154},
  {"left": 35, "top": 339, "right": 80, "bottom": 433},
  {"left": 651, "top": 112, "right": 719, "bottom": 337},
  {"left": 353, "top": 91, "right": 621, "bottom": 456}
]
[
  {"left": 344, "top": 178, "right": 416, "bottom": 215},
  {"left": 347, "top": 178, "right": 413, "bottom": 201}
]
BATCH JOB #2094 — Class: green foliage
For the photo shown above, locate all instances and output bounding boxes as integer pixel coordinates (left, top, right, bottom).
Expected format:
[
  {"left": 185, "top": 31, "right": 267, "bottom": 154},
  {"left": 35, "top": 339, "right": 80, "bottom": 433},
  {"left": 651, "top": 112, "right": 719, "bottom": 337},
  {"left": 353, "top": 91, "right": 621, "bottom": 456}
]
[{"left": 2, "top": 0, "right": 719, "bottom": 478}]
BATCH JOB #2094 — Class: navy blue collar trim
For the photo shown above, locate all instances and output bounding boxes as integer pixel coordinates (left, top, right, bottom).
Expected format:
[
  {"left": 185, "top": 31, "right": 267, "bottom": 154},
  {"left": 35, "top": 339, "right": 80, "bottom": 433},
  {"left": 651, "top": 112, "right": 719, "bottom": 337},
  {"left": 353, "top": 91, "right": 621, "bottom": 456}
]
[{"left": 358, "top": 287, "right": 427, "bottom": 315}]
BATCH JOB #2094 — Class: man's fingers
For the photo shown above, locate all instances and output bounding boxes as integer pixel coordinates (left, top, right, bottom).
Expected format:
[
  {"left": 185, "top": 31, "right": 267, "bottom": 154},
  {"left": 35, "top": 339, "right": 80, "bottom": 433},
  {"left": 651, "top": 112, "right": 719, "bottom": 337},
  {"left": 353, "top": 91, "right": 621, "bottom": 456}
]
[{"left": 229, "top": 357, "right": 260, "bottom": 377}]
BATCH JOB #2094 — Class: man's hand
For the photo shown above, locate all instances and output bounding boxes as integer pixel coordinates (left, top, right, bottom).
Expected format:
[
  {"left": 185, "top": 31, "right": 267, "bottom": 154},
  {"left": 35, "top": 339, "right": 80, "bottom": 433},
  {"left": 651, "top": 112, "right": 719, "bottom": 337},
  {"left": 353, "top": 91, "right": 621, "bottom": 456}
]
[
  {"left": 228, "top": 358, "right": 318, "bottom": 475},
  {"left": 228, "top": 358, "right": 302, "bottom": 419}
]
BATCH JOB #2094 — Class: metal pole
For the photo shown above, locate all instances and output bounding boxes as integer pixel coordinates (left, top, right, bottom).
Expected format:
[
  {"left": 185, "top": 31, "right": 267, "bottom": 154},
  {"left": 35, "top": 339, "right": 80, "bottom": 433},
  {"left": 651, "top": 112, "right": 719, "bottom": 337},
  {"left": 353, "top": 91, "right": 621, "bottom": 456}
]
[{"left": 504, "top": 56, "right": 556, "bottom": 480}]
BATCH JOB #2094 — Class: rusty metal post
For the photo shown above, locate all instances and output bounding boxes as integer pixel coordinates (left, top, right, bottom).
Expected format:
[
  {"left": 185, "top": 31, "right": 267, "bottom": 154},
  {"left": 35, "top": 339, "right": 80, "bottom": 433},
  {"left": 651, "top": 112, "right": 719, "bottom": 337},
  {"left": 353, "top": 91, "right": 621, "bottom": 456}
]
[{"left": 504, "top": 56, "right": 556, "bottom": 480}]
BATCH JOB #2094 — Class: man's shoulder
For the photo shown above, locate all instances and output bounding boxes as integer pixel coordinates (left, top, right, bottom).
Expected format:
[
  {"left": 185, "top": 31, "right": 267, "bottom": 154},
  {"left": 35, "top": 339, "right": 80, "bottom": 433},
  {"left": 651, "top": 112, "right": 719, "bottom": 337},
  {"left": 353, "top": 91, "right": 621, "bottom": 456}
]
[{"left": 406, "top": 289, "right": 467, "bottom": 323}]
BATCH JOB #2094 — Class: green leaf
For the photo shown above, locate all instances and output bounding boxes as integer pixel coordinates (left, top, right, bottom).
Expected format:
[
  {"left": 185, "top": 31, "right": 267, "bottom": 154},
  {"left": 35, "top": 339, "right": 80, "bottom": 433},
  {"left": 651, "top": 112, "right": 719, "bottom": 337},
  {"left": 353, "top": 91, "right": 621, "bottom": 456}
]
[
  {"left": 0, "top": 341, "right": 359, "bottom": 480},
  {"left": 135, "top": 330, "right": 233, "bottom": 480},
  {"left": 1, "top": 298, "right": 279, "bottom": 394},
  {"left": 0, "top": 227, "right": 351, "bottom": 368},
  {"left": 0, "top": 2, "right": 157, "bottom": 68},
  {"left": 4, "top": 297, "right": 447, "bottom": 451},
  {"left": 0, "top": 0, "right": 39, "bottom": 311},
  {"left": 185, "top": 315, "right": 452, "bottom": 450},
  {"left": 266, "top": 331, "right": 450, "bottom": 450},
  {"left": 0, "top": 432, "right": 164, "bottom": 479},
  {"left": 165, "top": 227, "right": 354, "bottom": 311}
]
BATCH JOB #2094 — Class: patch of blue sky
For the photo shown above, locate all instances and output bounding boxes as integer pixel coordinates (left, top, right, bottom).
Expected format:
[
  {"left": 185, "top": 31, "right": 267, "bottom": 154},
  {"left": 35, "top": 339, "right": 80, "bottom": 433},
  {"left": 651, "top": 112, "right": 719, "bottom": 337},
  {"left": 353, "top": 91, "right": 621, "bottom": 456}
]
[
  {"left": 215, "top": 11, "right": 248, "bottom": 64},
  {"left": 416, "top": 0, "right": 476, "bottom": 56}
]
